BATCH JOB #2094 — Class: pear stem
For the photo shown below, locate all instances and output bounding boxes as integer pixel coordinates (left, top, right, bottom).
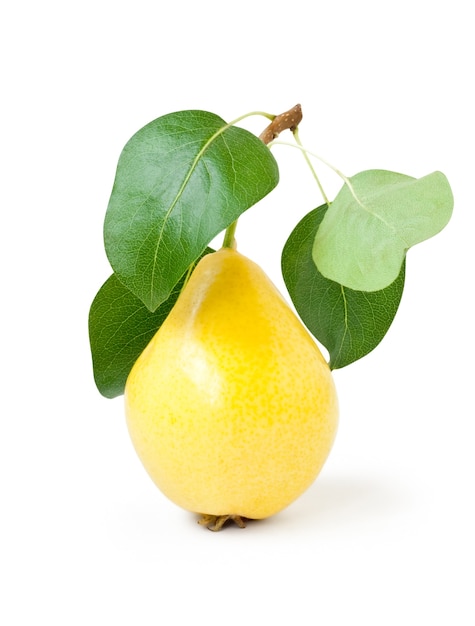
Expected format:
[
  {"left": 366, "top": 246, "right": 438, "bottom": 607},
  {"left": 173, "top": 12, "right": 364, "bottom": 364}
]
[
  {"left": 222, "top": 220, "right": 238, "bottom": 249},
  {"left": 221, "top": 104, "right": 303, "bottom": 250}
]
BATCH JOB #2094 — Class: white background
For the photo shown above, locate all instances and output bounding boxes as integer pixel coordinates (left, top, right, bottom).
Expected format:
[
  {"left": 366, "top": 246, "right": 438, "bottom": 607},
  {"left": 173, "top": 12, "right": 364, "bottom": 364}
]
[{"left": 2, "top": 1, "right": 474, "bottom": 624}]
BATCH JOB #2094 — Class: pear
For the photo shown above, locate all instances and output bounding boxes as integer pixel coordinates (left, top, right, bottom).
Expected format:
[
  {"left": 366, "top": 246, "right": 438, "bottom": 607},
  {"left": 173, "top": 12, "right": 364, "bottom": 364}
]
[{"left": 125, "top": 247, "right": 338, "bottom": 526}]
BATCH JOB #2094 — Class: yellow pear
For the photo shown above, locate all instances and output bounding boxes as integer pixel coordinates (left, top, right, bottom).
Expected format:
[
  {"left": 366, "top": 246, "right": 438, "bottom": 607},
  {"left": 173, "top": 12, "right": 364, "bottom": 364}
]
[{"left": 125, "top": 247, "right": 338, "bottom": 525}]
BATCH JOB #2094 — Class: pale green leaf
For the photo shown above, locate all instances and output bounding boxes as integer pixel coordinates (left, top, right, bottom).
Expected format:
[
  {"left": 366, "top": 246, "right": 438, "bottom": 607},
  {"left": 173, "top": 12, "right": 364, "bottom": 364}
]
[{"left": 313, "top": 169, "right": 453, "bottom": 291}]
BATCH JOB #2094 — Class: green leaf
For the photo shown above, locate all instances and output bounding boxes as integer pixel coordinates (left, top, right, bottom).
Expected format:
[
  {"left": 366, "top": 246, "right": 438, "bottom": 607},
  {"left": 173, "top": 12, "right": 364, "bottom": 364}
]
[
  {"left": 282, "top": 205, "right": 405, "bottom": 369},
  {"left": 104, "top": 110, "right": 279, "bottom": 311},
  {"left": 312, "top": 170, "right": 453, "bottom": 291},
  {"left": 89, "top": 249, "right": 214, "bottom": 398}
]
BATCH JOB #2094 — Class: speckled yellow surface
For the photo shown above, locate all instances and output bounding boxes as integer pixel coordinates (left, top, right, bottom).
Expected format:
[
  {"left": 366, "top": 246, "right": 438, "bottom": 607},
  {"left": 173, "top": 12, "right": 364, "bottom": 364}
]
[{"left": 125, "top": 248, "right": 338, "bottom": 519}]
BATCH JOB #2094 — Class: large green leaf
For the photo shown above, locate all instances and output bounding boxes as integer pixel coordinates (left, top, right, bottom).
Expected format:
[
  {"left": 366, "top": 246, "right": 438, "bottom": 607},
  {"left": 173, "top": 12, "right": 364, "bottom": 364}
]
[
  {"left": 312, "top": 170, "right": 453, "bottom": 291},
  {"left": 282, "top": 205, "right": 405, "bottom": 369},
  {"left": 88, "top": 249, "right": 214, "bottom": 398},
  {"left": 104, "top": 110, "right": 279, "bottom": 311}
]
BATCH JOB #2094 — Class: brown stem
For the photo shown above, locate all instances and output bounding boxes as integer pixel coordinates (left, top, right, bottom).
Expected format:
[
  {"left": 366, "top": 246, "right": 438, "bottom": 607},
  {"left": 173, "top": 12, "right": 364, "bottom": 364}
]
[
  {"left": 259, "top": 104, "right": 303, "bottom": 145},
  {"left": 222, "top": 104, "right": 303, "bottom": 251}
]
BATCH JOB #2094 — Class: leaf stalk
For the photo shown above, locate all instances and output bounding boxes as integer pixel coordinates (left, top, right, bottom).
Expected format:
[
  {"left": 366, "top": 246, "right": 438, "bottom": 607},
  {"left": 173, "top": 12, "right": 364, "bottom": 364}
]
[{"left": 222, "top": 104, "right": 304, "bottom": 248}]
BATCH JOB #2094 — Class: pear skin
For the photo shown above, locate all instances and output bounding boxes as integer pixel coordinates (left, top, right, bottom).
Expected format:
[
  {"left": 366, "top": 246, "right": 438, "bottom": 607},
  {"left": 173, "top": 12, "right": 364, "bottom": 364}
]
[{"left": 125, "top": 247, "right": 338, "bottom": 520}]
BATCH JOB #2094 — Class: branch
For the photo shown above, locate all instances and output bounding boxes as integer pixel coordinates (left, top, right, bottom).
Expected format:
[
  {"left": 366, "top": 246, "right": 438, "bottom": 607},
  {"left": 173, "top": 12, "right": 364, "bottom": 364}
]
[{"left": 259, "top": 104, "right": 303, "bottom": 145}]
